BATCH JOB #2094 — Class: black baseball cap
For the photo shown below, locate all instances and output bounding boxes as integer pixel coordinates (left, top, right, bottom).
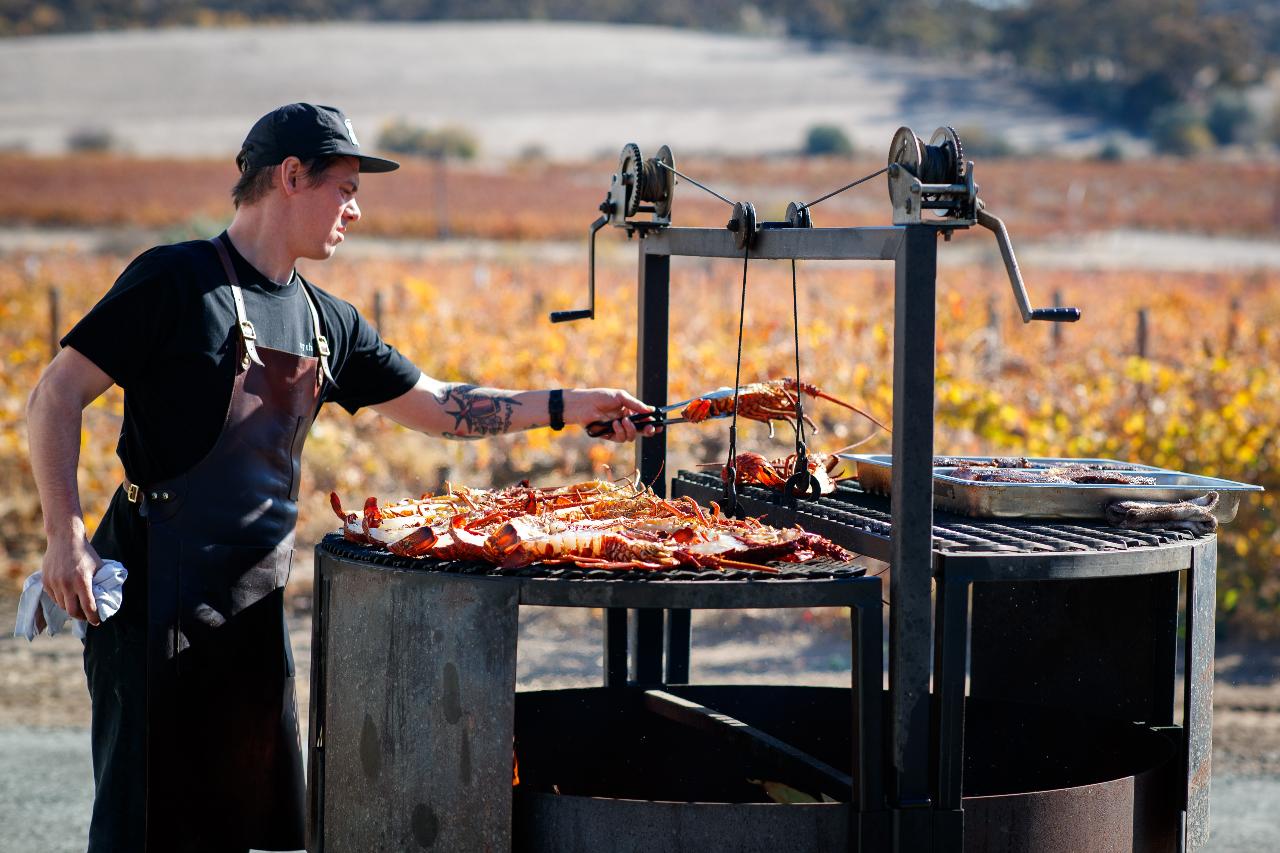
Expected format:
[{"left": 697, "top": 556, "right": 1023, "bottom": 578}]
[{"left": 237, "top": 103, "right": 400, "bottom": 174}]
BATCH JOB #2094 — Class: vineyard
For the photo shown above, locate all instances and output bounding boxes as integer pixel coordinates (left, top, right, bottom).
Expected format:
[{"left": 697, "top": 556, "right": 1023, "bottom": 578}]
[
  {"left": 1, "top": 243, "right": 1276, "bottom": 635},
  {"left": 5, "top": 153, "right": 1280, "bottom": 241}
]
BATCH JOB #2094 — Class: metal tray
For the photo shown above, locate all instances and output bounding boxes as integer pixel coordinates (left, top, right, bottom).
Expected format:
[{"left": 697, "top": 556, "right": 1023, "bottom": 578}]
[{"left": 845, "top": 454, "right": 1262, "bottom": 524}]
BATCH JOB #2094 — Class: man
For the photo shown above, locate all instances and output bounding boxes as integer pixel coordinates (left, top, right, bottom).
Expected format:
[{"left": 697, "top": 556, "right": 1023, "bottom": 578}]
[{"left": 26, "top": 103, "right": 654, "bottom": 852}]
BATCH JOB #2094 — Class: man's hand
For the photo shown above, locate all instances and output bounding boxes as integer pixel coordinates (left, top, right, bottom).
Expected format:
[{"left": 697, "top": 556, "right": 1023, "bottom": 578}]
[
  {"left": 40, "top": 526, "right": 102, "bottom": 625},
  {"left": 565, "top": 388, "right": 659, "bottom": 443}
]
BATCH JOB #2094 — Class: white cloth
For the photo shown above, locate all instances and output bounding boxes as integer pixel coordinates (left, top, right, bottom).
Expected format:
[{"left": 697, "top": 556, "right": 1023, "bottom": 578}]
[{"left": 14, "top": 561, "right": 128, "bottom": 641}]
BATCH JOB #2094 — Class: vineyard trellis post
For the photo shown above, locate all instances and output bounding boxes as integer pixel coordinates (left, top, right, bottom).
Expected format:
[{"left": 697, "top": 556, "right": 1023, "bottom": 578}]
[
  {"left": 373, "top": 290, "right": 385, "bottom": 333},
  {"left": 1136, "top": 308, "right": 1150, "bottom": 359},
  {"left": 48, "top": 286, "right": 61, "bottom": 360}
]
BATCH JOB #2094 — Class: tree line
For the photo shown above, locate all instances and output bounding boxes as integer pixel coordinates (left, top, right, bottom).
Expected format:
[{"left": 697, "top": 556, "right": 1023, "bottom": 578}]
[{"left": 4, "top": 0, "right": 1275, "bottom": 152}]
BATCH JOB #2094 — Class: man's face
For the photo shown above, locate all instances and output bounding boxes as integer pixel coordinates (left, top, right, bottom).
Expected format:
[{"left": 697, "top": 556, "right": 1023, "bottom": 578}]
[{"left": 292, "top": 156, "right": 361, "bottom": 261}]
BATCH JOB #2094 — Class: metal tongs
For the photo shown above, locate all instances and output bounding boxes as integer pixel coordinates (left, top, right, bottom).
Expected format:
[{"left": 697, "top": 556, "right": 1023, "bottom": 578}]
[{"left": 585, "top": 387, "right": 735, "bottom": 437}]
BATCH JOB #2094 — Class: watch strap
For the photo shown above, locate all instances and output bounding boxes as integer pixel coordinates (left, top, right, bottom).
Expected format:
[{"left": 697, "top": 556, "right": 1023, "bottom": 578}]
[{"left": 549, "top": 389, "right": 565, "bottom": 431}]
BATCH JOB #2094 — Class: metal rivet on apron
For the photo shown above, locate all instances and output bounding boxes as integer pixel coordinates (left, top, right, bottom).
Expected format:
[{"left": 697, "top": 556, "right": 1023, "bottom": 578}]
[
  {"left": 160, "top": 492, "right": 170, "bottom": 501},
  {"left": 149, "top": 492, "right": 159, "bottom": 500}
]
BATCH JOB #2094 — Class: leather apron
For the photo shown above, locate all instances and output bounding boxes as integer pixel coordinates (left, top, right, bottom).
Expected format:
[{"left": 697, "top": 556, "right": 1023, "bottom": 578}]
[{"left": 131, "top": 235, "right": 334, "bottom": 850}]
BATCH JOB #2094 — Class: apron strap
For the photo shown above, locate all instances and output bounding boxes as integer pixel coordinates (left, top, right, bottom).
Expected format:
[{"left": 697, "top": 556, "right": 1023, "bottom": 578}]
[
  {"left": 298, "top": 280, "right": 339, "bottom": 390},
  {"left": 210, "top": 236, "right": 266, "bottom": 371}
]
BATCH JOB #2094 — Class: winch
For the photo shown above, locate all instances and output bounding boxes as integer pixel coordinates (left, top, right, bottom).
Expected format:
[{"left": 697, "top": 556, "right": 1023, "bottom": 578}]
[{"left": 554, "top": 126, "right": 1080, "bottom": 325}]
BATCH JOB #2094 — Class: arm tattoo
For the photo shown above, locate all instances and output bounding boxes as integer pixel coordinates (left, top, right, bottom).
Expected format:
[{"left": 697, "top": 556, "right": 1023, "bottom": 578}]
[{"left": 434, "top": 384, "right": 522, "bottom": 440}]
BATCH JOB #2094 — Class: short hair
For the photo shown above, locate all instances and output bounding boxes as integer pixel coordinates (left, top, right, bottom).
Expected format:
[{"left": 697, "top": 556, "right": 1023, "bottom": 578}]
[{"left": 230, "top": 155, "right": 344, "bottom": 209}]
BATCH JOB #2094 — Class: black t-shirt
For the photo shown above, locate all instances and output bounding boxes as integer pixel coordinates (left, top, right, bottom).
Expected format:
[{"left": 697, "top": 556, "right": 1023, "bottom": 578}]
[{"left": 63, "top": 233, "right": 421, "bottom": 487}]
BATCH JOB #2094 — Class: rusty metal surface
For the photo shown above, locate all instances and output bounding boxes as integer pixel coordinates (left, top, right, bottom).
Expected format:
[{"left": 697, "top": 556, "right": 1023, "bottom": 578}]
[
  {"left": 514, "top": 794, "right": 849, "bottom": 853},
  {"left": 312, "top": 555, "right": 519, "bottom": 852},
  {"left": 969, "top": 574, "right": 1180, "bottom": 724}
]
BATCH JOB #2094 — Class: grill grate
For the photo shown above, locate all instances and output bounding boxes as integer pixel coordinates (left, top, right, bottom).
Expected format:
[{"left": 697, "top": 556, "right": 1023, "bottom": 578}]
[
  {"left": 319, "top": 533, "right": 867, "bottom": 582},
  {"left": 674, "top": 471, "right": 1204, "bottom": 555}
]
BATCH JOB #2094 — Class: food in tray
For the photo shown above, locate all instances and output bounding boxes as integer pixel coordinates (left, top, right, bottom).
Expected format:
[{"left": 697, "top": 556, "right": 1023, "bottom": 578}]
[
  {"left": 330, "top": 478, "right": 854, "bottom": 571},
  {"left": 948, "top": 466, "right": 1158, "bottom": 486},
  {"left": 933, "top": 456, "right": 1133, "bottom": 471},
  {"left": 934, "top": 456, "right": 1034, "bottom": 468},
  {"left": 847, "top": 453, "right": 1260, "bottom": 523}
]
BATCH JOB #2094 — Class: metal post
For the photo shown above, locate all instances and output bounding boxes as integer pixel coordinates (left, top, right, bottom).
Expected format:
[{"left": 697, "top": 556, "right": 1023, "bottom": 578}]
[
  {"left": 603, "top": 609, "right": 628, "bottom": 687},
  {"left": 665, "top": 609, "right": 691, "bottom": 683},
  {"left": 852, "top": 588, "right": 889, "bottom": 851},
  {"left": 932, "top": 573, "right": 969, "bottom": 817},
  {"left": 635, "top": 609, "right": 665, "bottom": 684},
  {"left": 889, "top": 224, "right": 939, "bottom": 851},
  {"left": 373, "top": 290, "right": 384, "bottom": 333},
  {"left": 1183, "top": 542, "right": 1217, "bottom": 848},
  {"left": 1136, "top": 308, "right": 1150, "bottom": 359},
  {"left": 634, "top": 243, "right": 673, "bottom": 683}
]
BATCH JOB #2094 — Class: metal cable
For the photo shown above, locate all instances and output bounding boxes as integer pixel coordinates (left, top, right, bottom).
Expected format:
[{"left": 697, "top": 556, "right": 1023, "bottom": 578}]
[
  {"left": 791, "top": 259, "right": 806, "bottom": 452},
  {"left": 724, "top": 244, "right": 751, "bottom": 514},
  {"left": 800, "top": 166, "right": 888, "bottom": 211},
  {"left": 654, "top": 160, "right": 735, "bottom": 207}
]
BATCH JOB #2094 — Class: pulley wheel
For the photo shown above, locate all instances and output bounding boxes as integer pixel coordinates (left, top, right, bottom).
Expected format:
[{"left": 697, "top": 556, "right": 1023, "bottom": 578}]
[
  {"left": 728, "top": 201, "right": 757, "bottom": 250},
  {"left": 785, "top": 201, "right": 812, "bottom": 229},
  {"left": 887, "top": 126, "right": 923, "bottom": 212},
  {"left": 652, "top": 144, "right": 676, "bottom": 219}
]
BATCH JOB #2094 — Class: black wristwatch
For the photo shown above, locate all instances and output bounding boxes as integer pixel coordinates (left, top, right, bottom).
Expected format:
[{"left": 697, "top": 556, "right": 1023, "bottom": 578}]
[{"left": 548, "top": 389, "right": 565, "bottom": 431}]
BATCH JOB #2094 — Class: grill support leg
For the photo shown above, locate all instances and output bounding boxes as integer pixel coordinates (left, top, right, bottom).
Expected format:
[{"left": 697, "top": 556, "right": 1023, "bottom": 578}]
[
  {"left": 933, "top": 575, "right": 969, "bottom": 812},
  {"left": 1183, "top": 542, "right": 1216, "bottom": 849},
  {"left": 603, "top": 608, "right": 628, "bottom": 687},
  {"left": 889, "top": 224, "right": 940, "bottom": 851},
  {"left": 666, "top": 608, "right": 692, "bottom": 683}
]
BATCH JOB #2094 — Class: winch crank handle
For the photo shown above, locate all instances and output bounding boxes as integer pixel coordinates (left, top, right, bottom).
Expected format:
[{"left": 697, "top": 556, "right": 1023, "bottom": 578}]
[
  {"left": 550, "top": 213, "right": 608, "bottom": 323},
  {"left": 976, "top": 205, "right": 1081, "bottom": 324}
]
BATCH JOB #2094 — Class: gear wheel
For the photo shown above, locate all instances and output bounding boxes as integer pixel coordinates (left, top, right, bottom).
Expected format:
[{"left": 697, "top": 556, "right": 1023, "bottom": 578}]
[{"left": 618, "top": 143, "right": 643, "bottom": 217}]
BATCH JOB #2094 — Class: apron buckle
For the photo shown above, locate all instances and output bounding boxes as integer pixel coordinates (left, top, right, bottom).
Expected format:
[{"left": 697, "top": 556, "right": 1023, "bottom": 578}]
[
  {"left": 126, "top": 483, "right": 140, "bottom": 503},
  {"left": 239, "top": 320, "right": 257, "bottom": 341}
]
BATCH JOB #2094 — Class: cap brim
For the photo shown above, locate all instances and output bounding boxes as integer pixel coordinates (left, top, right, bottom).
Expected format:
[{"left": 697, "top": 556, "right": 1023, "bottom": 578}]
[{"left": 355, "top": 154, "right": 400, "bottom": 173}]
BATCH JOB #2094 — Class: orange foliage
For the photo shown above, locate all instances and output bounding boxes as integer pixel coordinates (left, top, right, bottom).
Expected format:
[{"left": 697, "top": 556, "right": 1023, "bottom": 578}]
[{"left": 1, "top": 247, "right": 1277, "bottom": 634}]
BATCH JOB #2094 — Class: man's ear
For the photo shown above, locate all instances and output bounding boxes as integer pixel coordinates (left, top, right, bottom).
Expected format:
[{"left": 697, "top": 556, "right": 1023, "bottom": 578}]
[{"left": 280, "top": 157, "right": 304, "bottom": 196}]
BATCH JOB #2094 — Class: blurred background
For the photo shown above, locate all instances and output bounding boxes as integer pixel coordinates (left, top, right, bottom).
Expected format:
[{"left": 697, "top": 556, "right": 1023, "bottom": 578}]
[{"left": 0, "top": 2, "right": 1278, "bottom": 851}]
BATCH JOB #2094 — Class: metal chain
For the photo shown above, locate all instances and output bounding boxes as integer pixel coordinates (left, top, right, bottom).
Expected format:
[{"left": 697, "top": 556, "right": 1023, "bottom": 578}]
[{"left": 799, "top": 166, "right": 888, "bottom": 212}]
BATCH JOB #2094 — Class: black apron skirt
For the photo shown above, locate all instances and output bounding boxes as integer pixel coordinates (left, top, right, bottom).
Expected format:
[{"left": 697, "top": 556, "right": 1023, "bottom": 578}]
[{"left": 84, "top": 236, "right": 334, "bottom": 851}]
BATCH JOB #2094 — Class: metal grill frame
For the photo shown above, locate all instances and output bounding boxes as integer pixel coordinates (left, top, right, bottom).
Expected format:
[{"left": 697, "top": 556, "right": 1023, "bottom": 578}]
[{"left": 624, "top": 224, "right": 1216, "bottom": 851}]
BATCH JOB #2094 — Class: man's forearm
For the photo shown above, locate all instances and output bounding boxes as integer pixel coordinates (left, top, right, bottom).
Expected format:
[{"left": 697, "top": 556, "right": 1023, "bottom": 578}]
[
  {"left": 26, "top": 382, "right": 89, "bottom": 538},
  {"left": 431, "top": 383, "right": 549, "bottom": 440}
]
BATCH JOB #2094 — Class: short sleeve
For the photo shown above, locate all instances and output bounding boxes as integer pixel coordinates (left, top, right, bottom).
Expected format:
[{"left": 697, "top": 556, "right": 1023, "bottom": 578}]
[
  {"left": 60, "top": 246, "right": 186, "bottom": 389},
  {"left": 326, "top": 302, "right": 420, "bottom": 415}
]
